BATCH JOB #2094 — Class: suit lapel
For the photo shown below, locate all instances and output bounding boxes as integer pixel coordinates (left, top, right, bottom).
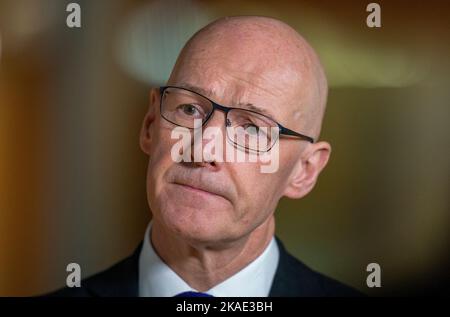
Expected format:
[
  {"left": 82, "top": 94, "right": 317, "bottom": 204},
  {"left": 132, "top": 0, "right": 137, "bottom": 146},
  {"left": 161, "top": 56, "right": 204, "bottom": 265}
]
[
  {"left": 85, "top": 243, "right": 142, "bottom": 297},
  {"left": 269, "top": 237, "right": 307, "bottom": 297}
]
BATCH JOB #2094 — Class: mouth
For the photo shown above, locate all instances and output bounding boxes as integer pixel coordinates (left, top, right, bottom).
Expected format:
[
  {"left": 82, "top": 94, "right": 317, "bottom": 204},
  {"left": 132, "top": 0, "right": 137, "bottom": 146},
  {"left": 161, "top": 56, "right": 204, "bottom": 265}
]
[{"left": 172, "top": 182, "right": 226, "bottom": 200}]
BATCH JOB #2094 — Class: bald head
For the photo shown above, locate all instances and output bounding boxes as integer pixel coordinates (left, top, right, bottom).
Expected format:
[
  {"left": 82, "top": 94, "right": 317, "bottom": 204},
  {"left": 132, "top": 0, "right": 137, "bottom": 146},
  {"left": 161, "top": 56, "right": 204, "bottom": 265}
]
[{"left": 168, "top": 16, "right": 328, "bottom": 139}]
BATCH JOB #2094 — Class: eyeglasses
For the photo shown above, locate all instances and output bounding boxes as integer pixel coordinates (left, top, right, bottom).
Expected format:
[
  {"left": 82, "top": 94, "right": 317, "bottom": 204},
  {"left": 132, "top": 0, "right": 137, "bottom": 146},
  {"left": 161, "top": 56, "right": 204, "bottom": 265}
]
[{"left": 159, "top": 86, "right": 314, "bottom": 152}]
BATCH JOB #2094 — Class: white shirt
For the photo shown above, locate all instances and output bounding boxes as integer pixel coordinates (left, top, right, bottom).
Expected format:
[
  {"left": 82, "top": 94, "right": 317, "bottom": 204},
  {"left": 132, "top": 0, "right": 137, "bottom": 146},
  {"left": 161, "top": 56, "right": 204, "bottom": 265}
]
[{"left": 138, "top": 222, "right": 279, "bottom": 297}]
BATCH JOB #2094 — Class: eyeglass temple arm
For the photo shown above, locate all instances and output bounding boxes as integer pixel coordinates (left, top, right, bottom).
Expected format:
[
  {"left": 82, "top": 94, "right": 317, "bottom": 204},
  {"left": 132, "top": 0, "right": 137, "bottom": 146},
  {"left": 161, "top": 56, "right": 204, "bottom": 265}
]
[{"left": 279, "top": 125, "right": 314, "bottom": 143}]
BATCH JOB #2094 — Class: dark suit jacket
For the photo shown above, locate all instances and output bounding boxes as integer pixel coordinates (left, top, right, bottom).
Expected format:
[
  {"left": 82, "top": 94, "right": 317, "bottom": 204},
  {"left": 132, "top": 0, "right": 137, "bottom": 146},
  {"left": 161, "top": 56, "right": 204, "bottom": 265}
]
[{"left": 49, "top": 238, "right": 363, "bottom": 297}]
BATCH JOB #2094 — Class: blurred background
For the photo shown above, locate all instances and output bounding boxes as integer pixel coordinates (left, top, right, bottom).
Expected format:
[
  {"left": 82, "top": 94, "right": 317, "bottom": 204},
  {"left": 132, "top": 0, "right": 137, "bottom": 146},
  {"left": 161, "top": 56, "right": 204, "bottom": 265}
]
[{"left": 0, "top": 0, "right": 449, "bottom": 296}]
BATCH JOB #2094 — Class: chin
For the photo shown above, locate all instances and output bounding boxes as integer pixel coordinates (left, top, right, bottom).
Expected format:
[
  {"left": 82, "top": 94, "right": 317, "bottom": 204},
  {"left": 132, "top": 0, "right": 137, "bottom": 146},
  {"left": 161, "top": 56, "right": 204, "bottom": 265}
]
[
  {"left": 159, "top": 203, "right": 237, "bottom": 245},
  {"left": 150, "top": 185, "right": 241, "bottom": 245}
]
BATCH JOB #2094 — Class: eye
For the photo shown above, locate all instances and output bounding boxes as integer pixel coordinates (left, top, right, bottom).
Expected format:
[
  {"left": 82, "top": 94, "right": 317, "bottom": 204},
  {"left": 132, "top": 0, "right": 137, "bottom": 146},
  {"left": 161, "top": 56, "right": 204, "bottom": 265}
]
[
  {"left": 242, "top": 122, "right": 264, "bottom": 136},
  {"left": 242, "top": 123, "right": 261, "bottom": 136},
  {"left": 178, "top": 103, "right": 203, "bottom": 117}
]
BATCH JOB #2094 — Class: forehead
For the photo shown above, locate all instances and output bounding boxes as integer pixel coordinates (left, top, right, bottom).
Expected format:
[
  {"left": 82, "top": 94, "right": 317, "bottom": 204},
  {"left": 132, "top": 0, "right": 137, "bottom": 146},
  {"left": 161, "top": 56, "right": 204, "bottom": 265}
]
[{"left": 169, "top": 53, "right": 304, "bottom": 121}]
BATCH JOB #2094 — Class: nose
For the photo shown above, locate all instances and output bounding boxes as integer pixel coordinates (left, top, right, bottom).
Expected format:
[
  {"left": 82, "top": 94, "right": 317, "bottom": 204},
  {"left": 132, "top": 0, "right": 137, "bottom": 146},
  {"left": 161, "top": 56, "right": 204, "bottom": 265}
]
[
  {"left": 188, "top": 110, "right": 227, "bottom": 166},
  {"left": 203, "top": 108, "right": 228, "bottom": 130}
]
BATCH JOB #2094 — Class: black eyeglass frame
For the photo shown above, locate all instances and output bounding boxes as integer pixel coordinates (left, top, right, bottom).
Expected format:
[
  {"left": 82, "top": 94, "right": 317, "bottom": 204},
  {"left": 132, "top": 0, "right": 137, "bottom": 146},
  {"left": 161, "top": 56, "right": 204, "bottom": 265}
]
[{"left": 159, "top": 86, "right": 315, "bottom": 145}]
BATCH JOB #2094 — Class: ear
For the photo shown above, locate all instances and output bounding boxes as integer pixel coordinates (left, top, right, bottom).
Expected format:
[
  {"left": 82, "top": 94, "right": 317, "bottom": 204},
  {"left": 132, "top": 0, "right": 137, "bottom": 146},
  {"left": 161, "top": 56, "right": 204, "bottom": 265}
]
[
  {"left": 139, "top": 88, "right": 158, "bottom": 155},
  {"left": 283, "top": 141, "right": 331, "bottom": 199}
]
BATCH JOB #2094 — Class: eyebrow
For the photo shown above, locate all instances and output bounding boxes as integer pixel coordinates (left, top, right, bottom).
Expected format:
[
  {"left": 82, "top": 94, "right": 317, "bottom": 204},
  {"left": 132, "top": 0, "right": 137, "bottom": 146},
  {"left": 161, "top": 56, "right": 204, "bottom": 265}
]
[{"left": 177, "top": 83, "right": 277, "bottom": 121}]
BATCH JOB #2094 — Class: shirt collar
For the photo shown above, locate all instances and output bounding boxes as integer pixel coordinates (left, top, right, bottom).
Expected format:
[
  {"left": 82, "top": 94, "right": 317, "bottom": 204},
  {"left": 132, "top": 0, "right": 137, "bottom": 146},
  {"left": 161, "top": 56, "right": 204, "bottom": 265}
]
[{"left": 138, "top": 222, "right": 279, "bottom": 297}]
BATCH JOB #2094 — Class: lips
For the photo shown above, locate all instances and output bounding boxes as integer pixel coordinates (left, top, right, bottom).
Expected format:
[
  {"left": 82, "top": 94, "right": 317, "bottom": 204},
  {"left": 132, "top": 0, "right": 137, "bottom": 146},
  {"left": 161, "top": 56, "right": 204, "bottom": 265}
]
[
  {"left": 173, "top": 180, "right": 225, "bottom": 200},
  {"left": 174, "top": 183, "right": 221, "bottom": 198},
  {"left": 166, "top": 167, "right": 233, "bottom": 202}
]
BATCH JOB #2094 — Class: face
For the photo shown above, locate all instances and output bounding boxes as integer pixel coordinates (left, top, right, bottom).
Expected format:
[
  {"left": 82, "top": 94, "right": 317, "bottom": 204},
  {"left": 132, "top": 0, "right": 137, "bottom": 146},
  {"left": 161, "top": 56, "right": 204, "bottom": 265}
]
[{"left": 140, "top": 38, "right": 324, "bottom": 246}]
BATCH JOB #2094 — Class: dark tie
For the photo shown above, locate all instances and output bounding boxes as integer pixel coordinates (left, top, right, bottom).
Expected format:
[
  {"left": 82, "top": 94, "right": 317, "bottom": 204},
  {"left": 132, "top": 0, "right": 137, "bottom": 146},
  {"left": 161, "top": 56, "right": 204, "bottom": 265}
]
[{"left": 174, "top": 291, "right": 214, "bottom": 297}]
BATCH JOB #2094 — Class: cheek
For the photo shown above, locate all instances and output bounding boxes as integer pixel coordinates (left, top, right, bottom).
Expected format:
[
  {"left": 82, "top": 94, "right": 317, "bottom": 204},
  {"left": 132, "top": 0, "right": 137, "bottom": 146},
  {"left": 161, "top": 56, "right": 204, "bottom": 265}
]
[
  {"left": 146, "top": 128, "right": 178, "bottom": 209},
  {"left": 229, "top": 163, "right": 282, "bottom": 220}
]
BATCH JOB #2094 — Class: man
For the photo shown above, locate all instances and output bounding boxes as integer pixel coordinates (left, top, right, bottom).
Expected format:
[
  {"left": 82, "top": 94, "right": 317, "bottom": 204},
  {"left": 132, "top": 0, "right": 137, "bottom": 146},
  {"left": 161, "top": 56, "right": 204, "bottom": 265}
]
[{"left": 51, "top": 16, "right": 361, "bottom": 297}]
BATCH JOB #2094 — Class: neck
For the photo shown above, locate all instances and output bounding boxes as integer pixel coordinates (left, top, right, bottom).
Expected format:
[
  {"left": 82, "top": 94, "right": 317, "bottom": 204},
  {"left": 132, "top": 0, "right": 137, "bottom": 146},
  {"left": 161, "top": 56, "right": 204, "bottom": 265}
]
[{"left": 150, "top": 216, "right": 275, "bottom": 292}]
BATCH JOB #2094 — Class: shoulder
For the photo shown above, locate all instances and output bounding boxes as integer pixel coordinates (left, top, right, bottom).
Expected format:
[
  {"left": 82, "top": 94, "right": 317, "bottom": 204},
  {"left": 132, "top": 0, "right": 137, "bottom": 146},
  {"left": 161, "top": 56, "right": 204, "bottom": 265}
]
[
  {"left": 270, "top": 238, "right": 365, "bottom": 297},
  {"left": 45, "top": 244, "right": 142, "bottom": 297}
]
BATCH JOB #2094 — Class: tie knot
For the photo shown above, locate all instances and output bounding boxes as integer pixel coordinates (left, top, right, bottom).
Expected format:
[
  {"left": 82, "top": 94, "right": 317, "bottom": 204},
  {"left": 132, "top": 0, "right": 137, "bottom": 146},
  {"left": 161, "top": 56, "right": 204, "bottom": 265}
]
[{"left": 174, "top": 291, "right": 214, "bottom": 297}]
